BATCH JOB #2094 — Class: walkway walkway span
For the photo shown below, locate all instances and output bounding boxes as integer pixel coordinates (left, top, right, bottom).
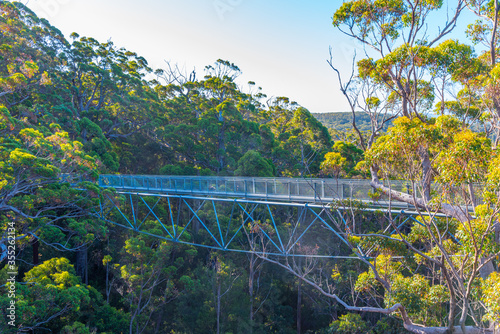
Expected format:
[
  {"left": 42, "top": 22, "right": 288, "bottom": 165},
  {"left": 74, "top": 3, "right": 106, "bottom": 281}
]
[
  {"left": 95, "top": 175, "right": 445, "bottom": 259},
  {"left": 98, "top": 174, "right": 408, "bottom": 206}
]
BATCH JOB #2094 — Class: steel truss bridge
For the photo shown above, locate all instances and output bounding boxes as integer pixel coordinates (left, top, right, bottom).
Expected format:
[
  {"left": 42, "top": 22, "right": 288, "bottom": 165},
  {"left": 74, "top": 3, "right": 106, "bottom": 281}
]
[{"left": 95, "top": 174, "right": 443, "bottom": 260}]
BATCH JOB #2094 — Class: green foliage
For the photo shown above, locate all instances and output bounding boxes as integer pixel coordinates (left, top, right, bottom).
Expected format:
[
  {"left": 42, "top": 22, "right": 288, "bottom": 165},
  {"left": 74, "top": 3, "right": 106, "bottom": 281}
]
[
  {"left": 363, "top": 115, "right": 493, "bottom": 188},
  {"left": 60, "top": 322, "right": 91, "bottom": 334},
  {"left": 0, "top": 258, "right": 89, "bottom": 333},
  {"left": 313, "top": 112, "right": 392, "bottom": 134},
  {"left": 323, "top": 141, "right": 365, "bottom": 178},
  {"left": 482, "top": 272, "right": 500, "bottom": 324},
  {"left": 329, "top": 313, "right": 370, "bottom": 334},
  {"left": 371, "top": 317, "right": 408, "bottom": 334},
  {"left": 1, "top": 1, "right": 500, "bottom": 333},
  {"left": 267, "top": 105, "right": 332, "bottom": 176},
  {"left": 385, "top": 274, "right": 447, "bottom": 326},
  {"left": 320, "top": 152, "right": 346, "bottom": 178},
  {"left": 234, "top": 150, "right": 274, "bottom": 177},
  {"left": 434, "top": 129, "right": 491, "bottom": 184}
]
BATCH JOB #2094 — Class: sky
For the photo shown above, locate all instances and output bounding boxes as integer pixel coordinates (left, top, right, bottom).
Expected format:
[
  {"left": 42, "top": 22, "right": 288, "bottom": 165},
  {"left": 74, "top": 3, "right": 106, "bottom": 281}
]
[{"left": 23, "top": 0, "right": 474, "bottom": 113}]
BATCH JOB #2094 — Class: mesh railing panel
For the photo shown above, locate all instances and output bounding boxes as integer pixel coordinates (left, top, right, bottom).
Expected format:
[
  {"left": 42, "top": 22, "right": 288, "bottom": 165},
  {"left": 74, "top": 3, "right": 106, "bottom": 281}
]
[
  {"left": 98, "top": 174, "right": 483, "bottom": 206},
  {"left": 99, "top": 175, "right": 381, "bottom": 202}
]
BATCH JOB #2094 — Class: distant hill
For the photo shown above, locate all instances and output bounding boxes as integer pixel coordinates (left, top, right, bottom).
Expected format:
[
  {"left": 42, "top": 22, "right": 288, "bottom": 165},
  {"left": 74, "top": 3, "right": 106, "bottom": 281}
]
[
  {"left": 314, "top": 112, "right": 487, "bottom": 135},
  {"left": 313, "top": 112, "right": 393, "bottom": 133}
]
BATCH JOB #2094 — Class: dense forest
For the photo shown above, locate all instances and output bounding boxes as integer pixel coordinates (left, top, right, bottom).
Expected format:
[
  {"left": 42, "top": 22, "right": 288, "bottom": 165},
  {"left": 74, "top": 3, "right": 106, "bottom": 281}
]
[
  {"left": 313, "top": 112, "right": 391, "bottom": 134},
  {"left": 1, "top": 1, "right": 500, "bottom": 334}
]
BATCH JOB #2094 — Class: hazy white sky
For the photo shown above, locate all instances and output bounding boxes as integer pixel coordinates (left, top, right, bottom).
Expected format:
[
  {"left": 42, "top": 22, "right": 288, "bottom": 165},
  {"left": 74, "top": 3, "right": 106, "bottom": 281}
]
[{"left": 24, "top": 0, "right": 473, "bottom": 113}]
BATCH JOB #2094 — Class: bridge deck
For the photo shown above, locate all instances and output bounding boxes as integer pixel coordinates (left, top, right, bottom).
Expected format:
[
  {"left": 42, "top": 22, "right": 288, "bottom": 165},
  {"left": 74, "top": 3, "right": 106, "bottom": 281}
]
[
  {"left": 95, "top": 175, "right": 458, "bottom": 259},
  {"left": 99, "top": 174, "right": 409, "bottom": 206}
]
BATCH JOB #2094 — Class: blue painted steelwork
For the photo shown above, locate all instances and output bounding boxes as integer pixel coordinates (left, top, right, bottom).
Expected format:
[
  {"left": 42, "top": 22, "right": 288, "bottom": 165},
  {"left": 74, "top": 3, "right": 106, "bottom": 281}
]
[
  {"left": 140, "top": 196, "right": 173, "bottom": 239},
  {"left": 176, "top": 199, "right": 206, "bottom": 242},
  {"left": 267, "top": 204, "right": 285, "bottom": 253},
  {"left": 93, "top": 174, "right": 467, "bottom": 259},
  {"left": 95, "top": 188, "right": 448, "bottom": 259}
]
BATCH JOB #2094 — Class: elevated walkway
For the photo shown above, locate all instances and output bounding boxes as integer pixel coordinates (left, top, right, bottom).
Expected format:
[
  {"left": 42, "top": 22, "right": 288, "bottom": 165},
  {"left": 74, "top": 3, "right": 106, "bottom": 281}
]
[
  {"left": 98, "top": 174, "right": 409, "bottom": 208},
  {"left": 95, "top": 175, "right": 456, "bottom": 259}
]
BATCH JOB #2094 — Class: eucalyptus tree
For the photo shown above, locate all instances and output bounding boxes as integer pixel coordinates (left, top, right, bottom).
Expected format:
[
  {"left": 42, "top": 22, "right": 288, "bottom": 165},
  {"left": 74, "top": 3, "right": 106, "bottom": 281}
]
[
  {"left": 464, "top": 0, "right": 500, "bottom": 145},
  {"left": 0, "top": 1, "right": 114, "bottom": 286},
  {"left": 0, "top": 1, "right": 68, "bottom": 109},
  {"left": 151, "top": 60, "right": 271, "bottom": 175},
  {"left": 266, "top": 1, "right": 500, "bottom": 333},
  {"left": 66, "top": 34, "right": 158, "bottom": 138},
  {"left": 265, "top": 98, "right": 332, "bottom": 176},
  {"left": 113, "top": 231, "right": 198, "bottom": 334}
]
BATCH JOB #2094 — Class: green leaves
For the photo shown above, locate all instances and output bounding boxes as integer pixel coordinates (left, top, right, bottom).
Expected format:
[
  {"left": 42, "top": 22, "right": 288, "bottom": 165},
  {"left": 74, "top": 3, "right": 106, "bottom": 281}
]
[
  {"left": 320, "top": 152, "right": 346, "bottom": 178},
  {"left": 24, "top": 257, "right": 80, "bottom": 288},
  {"left": 329, "top": 313, "right": 369, "bottom": 334},
  {"left": 434, "top": 129, "right": 491, "bottom": 184},
  {"left": 386, "top": 274, "right": 447, "bottom": 325},
  {"left": 482, "top": 272, "right": 500, "bottom": 323},
  {"left": 365, "top": 116, "right": 432, "bottom": 179},
  {"left": 0, "top": 258, "right": 90, "bottom": 333},
  {"left": 485, "top": 153, "right": 500, "bottom": 192},
  {"left": 364, "top": 115, "right": 493, "bottom": 188},
  {"left": 333, "top": 0, "right": 406, "bottom": 42},
  {"left": 234, "top": 150, "right": 274, "bottom": 177}
]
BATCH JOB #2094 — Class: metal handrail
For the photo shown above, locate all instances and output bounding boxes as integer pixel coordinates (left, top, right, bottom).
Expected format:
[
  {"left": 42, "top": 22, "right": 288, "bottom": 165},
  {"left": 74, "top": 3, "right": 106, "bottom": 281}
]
[{"left": 98, "top": 174, "right": 408, "bottom": 204}]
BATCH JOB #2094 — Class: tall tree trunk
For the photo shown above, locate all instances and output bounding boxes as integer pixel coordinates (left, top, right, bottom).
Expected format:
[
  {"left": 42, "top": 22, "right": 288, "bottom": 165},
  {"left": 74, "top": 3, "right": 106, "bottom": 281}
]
[
  {"left": 154, "top": 309, "right": 164, "bottom": 334},
  {"left": 490, "top": 0, "right": 499, "bottom": 66},
  {"left": 218, "top": 130, "right": 225, "bottom": 173},
  {"left": 442, "top": 262, "right": 457, "bottom": 334},
  {"left": 105, "top": 261, "right": 110, "bottom": 303},
  {"left": 217, "top": 281, "right": 221, "bottom": 334},
  {"left": 419, "top": 148, "right": 433, "bottom": 202},
  {"left": 105, "top": 238, "right": 111, "bottom": 303},
  {"left": 297, "top": 278, "right": 302, "bottom": 334},
  {"left": 468, "top": 183, "right": 477, "bottom": 208},
  {"left": 76, "top": 245, "right": 88, "bottom": 284},
  {"left": 249, "top": 253, "right": 255, "bottom": 334},
  {"left": 32, "top": 237, "right": 39, "bottom": 265}
]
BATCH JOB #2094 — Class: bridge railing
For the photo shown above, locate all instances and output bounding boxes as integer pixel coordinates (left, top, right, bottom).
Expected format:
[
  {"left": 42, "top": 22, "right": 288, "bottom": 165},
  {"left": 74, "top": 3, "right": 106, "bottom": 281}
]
[{"left": 98, "top": 174, "right": 413, "bottom": 204}]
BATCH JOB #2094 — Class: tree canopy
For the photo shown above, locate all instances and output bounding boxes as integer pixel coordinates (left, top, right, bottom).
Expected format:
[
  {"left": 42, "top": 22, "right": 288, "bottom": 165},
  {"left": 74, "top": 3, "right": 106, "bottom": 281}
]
[{"left": 1, "top": 1, "right": 500, "bottom": 333}]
